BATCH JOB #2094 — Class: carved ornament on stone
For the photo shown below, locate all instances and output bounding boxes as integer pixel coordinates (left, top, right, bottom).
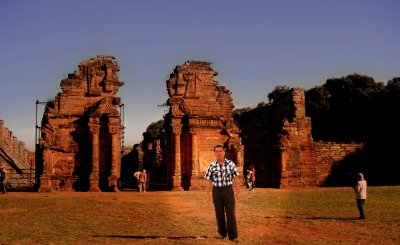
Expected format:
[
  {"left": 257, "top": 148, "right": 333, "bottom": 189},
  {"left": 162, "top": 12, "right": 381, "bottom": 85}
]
[
  {"left": 91, "top": 97, "right": 120, "bottom": 116},
  {"left": 183, "top": 72, "right": 201, "bottom": 97},
  {"left": 168, "top": 98, "right": 190, "bottom": 116}
]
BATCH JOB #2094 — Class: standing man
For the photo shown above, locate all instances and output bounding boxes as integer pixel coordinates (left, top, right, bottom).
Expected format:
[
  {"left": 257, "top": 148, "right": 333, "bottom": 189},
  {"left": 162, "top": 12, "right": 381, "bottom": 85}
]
[
  {"left": 204, "top": 145, "right": 240, "bottom": 242},
  {"left": 0, "top": 166, "right": 7, "bottom": 195},
  {"left": 354, "top": 172, "right": 367, "bottom": 219},
  {"left": 250, "top": 164, "right": 256, "bottom": 191},
  {"left": 138, "top": 169, "right": 147, "bottom": 193}
]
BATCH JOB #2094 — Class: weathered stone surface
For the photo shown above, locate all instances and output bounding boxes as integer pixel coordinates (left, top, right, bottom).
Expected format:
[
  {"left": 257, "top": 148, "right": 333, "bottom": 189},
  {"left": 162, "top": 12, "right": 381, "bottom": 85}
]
[
  {"left": 278, "top": 89, "right": 364, "bottom": 187},
  {"left": 238, "top": 88, "right": 365, "bottom": 187},
  {"left": 0, "top": 120, "right": 34, "bottom": 189},
  {"left": 36, "top": 55, "right": 124, "bottom": 192},
  {"left": 164, "top": 61, "right": 244, "bottom": 190}
]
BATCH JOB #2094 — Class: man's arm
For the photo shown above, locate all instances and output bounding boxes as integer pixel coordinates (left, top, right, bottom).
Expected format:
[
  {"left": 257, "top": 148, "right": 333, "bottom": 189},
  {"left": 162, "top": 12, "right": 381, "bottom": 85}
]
[
  {"left": 206, "top": 179, "right": 212, "bottom": 204},
  {"left": 233, "top": 176, "right": 240, "bottom": 200}
]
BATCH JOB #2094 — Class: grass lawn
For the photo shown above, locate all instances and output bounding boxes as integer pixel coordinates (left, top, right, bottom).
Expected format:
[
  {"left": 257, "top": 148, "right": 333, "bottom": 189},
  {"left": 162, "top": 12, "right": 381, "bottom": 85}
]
[{"left": 0, "top": 186, "right": 399, "bottom": 244}]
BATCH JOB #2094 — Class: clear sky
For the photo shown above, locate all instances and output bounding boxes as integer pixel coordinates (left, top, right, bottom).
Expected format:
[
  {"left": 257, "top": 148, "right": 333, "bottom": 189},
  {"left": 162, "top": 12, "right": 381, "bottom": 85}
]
[{"left": 1, "top": 0, "right": 399, "bottom": 151}]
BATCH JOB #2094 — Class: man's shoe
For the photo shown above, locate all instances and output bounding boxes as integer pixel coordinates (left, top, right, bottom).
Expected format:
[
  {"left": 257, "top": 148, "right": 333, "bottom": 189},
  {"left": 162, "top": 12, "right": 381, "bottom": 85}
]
[
  {"left": 229, "top": 237, "right": 239, "bottom": 242},
  {"left": 215, "top": 234, "right": 226, "bottom": 239}
]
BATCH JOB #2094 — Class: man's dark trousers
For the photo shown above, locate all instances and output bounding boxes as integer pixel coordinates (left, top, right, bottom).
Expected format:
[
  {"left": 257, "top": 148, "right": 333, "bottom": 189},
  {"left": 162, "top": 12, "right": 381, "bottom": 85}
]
[{"left": 212, "top": 185, "right": 238, "bottom": 239}]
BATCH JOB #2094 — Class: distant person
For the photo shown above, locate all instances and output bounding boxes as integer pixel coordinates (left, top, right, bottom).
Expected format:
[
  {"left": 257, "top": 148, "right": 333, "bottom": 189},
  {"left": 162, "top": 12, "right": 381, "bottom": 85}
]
[
  {"left": 246, "top": 169, "right": 253, "bottom": 190},
  {"left": 138, "top": 169, "right": 147, "bottom": 193},
  {"left": 0, "top": 166, "right": 7, "bottom": 195},
  {"left": 250, "top": 164, "right": 256, "bottom": 188},
  {"left": 354, "top": 172, "right": 367, "bottom": 219},
  {"left": 204, "top": 145, "right": 240, "bottom": 242},
  {"left": 134, "top": 170, "right": 141, "bottom": 191},
  {"left": 246, "top": 164, "right": 256, "bottom": 191}
]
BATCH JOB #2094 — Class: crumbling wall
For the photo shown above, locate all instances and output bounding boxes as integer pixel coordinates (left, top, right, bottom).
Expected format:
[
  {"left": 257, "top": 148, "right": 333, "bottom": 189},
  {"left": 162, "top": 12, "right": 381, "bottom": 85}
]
[
  {"left": 37, "top": 55, "right": 124, "bottom": 192},
  {"left": 238, "top": 88, "right": 365, "bottom": 187},
  {"left": 0, "top": 120, "right": 34, "bottom": 189},
  {"left": 277, "top": 88, "right": 365, "bottom": 187},
  {"left": 164, "top": 61, "right": 244, "bottom": 190}
]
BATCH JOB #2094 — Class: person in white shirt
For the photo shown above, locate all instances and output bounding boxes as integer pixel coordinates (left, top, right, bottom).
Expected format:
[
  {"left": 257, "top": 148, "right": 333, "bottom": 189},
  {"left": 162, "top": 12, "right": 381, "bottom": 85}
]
[{"left": 354, "top": 173, "right": 367, "bottom": 219}]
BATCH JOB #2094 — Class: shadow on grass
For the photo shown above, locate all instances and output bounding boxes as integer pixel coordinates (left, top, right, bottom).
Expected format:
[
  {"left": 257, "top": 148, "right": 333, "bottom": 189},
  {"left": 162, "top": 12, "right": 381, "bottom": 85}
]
[
  {"left": 266, "top": 216, "right": 359, "bottom": 221},
  {"left": 303, "top": 217, "right": 360, "bottom": 221},
  {"left": 94, "top": 235, "right": 210, "bottom": 240}
]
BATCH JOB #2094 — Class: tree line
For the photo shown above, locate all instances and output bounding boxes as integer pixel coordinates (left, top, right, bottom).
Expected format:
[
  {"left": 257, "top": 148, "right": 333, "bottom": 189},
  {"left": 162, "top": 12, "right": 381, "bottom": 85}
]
[{"left": 234, "top": 73, "right": 399, "bottom": 185}]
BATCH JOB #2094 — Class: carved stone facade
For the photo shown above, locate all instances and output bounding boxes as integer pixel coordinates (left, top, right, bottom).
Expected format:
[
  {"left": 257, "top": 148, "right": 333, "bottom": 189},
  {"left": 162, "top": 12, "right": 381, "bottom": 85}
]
[
  {"left": 165, "top": 61, "right": 243, "bottom": 190},
  {"left": 36, "top": 55, "right": 124, "bottom": 192}
]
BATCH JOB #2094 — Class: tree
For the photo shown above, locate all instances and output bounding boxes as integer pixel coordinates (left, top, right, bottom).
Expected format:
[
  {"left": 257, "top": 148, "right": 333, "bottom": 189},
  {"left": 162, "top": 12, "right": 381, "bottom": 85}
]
[
  {"left": 143, "top": 119, "right": 165, "bottom": 140},
  {"left": 267, "top": 85, "right": 290, "bottom": 103}
]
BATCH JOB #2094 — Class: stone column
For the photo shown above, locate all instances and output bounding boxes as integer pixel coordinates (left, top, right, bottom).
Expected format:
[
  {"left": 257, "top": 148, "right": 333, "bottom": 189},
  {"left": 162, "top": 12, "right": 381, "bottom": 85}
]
[
  {"left": 236, "top": 145, "right": 244, "bottom": 174},
  {"left": 171, "top": 123, "right": 182, "bottom": 190},
  {"left": 89, "top": 122, "right": 100, "bottom": 192},
  {"left": 38, "top": 149, "right": 53, "bottom": 192},
  {"left": 189, "top": 127, "right": 199, "bottom": 176},
  {"left": 109, "top": 125, "right": 121, "bottom": 191}
]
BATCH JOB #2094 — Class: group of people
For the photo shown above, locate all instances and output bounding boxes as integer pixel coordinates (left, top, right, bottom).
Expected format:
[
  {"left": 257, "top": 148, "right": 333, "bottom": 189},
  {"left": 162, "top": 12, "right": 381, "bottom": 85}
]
[{"left": 204, "top": 144, "right": 368, "bottom": 242}]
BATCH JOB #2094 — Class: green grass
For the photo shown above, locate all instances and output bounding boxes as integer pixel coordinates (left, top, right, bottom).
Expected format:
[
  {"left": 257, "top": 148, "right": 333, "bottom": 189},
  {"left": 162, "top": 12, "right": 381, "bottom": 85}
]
[{"left": 0, "top": 187, "right": 399, "bottom": 244}]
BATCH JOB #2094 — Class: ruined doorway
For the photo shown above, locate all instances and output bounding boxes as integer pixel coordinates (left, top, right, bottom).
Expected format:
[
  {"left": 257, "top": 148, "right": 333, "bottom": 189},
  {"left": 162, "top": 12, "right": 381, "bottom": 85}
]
[{"left": 99, "top": 114, "right": 112, "bottom": 191}]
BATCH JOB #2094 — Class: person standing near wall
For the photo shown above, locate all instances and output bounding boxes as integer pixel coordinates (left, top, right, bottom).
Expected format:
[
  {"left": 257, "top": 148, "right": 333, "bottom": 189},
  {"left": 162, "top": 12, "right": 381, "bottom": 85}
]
[
  {"left": 134, "top": 170, "right": 141, "bottom": 192},
  {"left": 246, "top": 169, "right": 253, "bottom": 190},
  {"left": 0, "top": 166, "right": 7, "bottom": 195},
  {"left": 138, "top": 169, "right": 147, "bottom": 193},
  {"left": 354, "top": 172, "right": 367, "bottom": 219},
  {"left": 204, "top": 145, "right": 240, "bottom": 242}
]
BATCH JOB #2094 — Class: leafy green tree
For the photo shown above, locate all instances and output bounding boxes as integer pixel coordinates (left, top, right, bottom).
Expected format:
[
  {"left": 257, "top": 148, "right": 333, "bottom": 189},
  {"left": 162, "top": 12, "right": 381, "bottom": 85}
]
[
  {"left": 143, "top": 119, "right": 165, "bottom": 140},
  {"left": 268, "top": 85, "right": 290, "bottom": 103}
]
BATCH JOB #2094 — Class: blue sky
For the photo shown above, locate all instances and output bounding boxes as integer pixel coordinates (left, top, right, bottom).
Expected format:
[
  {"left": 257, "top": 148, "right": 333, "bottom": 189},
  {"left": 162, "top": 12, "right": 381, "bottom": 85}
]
[{"left": 1, "top": 0, "right": 399, "bottom": 151}]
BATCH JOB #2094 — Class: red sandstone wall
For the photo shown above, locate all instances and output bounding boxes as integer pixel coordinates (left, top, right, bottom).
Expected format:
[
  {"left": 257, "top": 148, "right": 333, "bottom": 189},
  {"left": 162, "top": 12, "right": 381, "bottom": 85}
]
[
  {"left": 278, "top": 88, "right": 365, "bottom": 187},
  {"left": 314, "top": 141, "right": 364, "bottom": 186},
  {"left": 0, "top": 120, "right": 33, "bottom": 170},
  {"left": 0, "top": 120, "right": 34, "bottom": 189},
  {"left": 37, "top": 55, "right": 124, "bottom": 192},
  {"left": 165, "top": 61, "right": 244, "bottom": 190}
]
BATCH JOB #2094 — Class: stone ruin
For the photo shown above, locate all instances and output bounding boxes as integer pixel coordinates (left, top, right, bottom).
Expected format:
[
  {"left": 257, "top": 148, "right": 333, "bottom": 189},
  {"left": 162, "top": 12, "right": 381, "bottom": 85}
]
[
  {"left": 0, "top": 120, "right": 34, "bottom": 189},
  {"left": 278, "top": 89, "right": 364, "bottom": 187},
  {"left": 36, "top": 55, "right": 124, "bottom": 191},
  {"left": 33, "top": 56, "right": 365, "bottom": 191},
  {"left": 238, "top": 88, "right": 365, "bottom": 187},
  {"left": 164, "top": 61, "right": 244, "bottom": 190}
]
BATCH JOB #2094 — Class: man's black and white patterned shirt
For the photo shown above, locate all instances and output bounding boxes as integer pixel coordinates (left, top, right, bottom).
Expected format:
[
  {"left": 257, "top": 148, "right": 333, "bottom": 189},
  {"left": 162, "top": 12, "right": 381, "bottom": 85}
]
[{"left": 204, "top": 159, "right": 239, "bottom": 187}]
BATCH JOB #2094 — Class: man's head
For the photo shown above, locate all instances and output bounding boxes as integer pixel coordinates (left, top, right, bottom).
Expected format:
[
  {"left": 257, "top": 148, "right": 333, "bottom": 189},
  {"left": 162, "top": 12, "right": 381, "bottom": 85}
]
[{"left": 214, "top": 144, "right": 226, "bottom": 162}]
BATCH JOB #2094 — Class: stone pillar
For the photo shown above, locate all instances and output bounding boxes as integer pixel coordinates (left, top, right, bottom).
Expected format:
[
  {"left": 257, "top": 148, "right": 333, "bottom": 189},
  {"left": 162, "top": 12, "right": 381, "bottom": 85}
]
[
  {"left": 109, "top": 125, "right": 121, "bottom": 191},
  {"left": 280, "top": 149, "right": 288, "bottom": 187},
  {"left": 190, "top": 127, "right": 199, "bottom": 176},
  {"left": 236, "top": 145, "right": 244, "bottom": 174},
  {"left": 171, "top": 123, "right": 182, "bottom": 190},
  {"left": 39, "top": 149, "right": 53, "bottom": 192},
  {"left": 89, "top": 121, "right": 100, "bottom": 191}
]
